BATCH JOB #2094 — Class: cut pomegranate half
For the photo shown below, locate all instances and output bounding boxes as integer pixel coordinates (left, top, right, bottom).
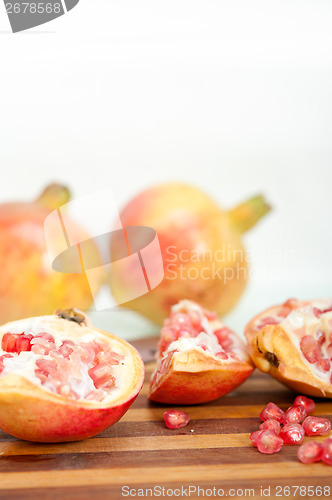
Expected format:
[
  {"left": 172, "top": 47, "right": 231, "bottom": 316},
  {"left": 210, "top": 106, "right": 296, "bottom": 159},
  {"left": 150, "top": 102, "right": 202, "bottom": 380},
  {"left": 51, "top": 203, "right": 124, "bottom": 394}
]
[
  {"left": 245, "top": 299, "right": 332, "bottom": 398},
  {"left": 0, "top": 309, "right": 144, "bottom": 442},
  {"left": 149, "top": 300, "right": 254, "bottom": 404}
]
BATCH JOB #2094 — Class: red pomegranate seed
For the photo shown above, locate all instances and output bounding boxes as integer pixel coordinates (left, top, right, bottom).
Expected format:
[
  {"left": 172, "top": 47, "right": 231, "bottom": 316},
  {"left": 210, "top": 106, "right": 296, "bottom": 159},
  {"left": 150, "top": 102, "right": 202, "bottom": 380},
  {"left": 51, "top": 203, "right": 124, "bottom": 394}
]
[
  {"left": 35, "top": 333, "right": 55, "bottom": 343},
  {"left": 256, "top": 430, "right": 283, "bottom": 454},
  {"left": 293, "top": 395, "right": 315, "bottom": 414},
  {"left": 320, "top": 359, "right": 330, "bottom": 372},
  {"left": 316, "top": 331, "right": 326, "bottom": 347},
  {"left": 88, "top": 363, "right": 114, "bottom": 389},
  {"left": 302, "top": 416, "right": 331, "bottom": 436},
  {"left": 16, "top": 334, "right": 33, "bottom": 354},
  {"left": 0, "top": 354, "right": 13, "bottom": 372},
  {"left": 256, "top": 317, "right": 279, "bottom": 330},
  {"left": 35, "top": 359, "right": 58, "bottom": 377},
  {"left": 284, "top": 405, "right": 307, "bottom": 424},
  {"left": 250, "top": 430, "right": 263, "bottom": 447},
  {"left": 260, "top": 402, "right": 285, "bottom": 423},
  {"left": 300, "top": 336, "right": 321, "bottom": 364},
  {"left": 259, "top": 419, "right": 281, "bottom": 435},
  {"left": 1, "top": 333, "right": 23, "bottom": 353},
  {"left": 279, "top": 423, "right": 305, "bottom": 445},
  {"left": 58, "top": 340, "right": 74, "bottom": 359},
  {"left": 164, "top": 410, "right": 190, "bottom": 429},
  {"left": 298, "top": 441, "right": 324, "bottom": 463},
  {"left": 322, "top": 437, "right": 332, "bottom": 466}
]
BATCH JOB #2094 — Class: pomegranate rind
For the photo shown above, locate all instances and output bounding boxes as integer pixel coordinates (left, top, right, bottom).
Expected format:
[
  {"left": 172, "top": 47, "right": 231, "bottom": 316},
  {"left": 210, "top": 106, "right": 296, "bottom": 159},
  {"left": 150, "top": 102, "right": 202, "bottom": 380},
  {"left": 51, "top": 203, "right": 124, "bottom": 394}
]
[
  {"left": 245, "top": 301, "right": 332, "bottom": 398},
  {"left": 0, "top": 316, "right": 144, "bottom": 442},
  {"left": 149, "top": 348, "right": 253, "bottom": 405}
]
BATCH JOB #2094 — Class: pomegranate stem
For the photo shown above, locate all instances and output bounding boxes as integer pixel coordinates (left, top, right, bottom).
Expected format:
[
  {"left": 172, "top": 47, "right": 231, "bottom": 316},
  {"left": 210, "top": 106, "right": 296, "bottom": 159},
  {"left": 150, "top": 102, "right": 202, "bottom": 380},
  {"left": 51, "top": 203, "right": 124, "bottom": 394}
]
[
  {"left": 36, "top": 183, "right": 71, "bottom": 211},
  {"left": 228, "top": 194, "right": 271, "bottom": 233}
]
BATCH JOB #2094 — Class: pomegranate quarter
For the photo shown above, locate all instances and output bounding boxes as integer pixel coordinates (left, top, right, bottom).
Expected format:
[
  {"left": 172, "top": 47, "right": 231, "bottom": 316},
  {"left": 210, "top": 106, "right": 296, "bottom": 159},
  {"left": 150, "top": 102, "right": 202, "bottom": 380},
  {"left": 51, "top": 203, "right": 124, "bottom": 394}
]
[
  {"left": 245, "top": 299, "right": 332, "bottom": 398},
  {"left": 149, "top": 300, "right": 254, "bottom": 404},
  {"left": 0, "top": 309, "right": 144, "bottom": 442}
]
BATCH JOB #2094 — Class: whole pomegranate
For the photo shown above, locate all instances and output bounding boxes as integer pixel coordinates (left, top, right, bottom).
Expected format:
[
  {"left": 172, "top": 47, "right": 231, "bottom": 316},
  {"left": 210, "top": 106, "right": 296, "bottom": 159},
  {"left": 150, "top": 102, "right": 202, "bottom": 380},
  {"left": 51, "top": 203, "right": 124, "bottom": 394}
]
[
  {"left": 149, "top": 300, "right": 254, "bottom": 404},
  {"left": 245, "top": 299, "right": 332, "bottom": 398},
  {"left": 0, "top": 309, "right": 144, "bottom": 442},
  {"left": 109, "top": 183, "right": 270, "bottom": 325},
  {"left": 0, "top": 184, "right": 101, "bottom": 324}
]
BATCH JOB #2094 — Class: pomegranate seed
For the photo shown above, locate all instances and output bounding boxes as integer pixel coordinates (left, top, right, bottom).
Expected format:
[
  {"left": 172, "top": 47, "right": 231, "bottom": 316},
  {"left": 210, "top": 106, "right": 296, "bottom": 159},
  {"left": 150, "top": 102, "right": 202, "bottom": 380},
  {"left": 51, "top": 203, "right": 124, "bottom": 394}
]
[
  {"left": 216, "top": 351, "right": 228, "bottom": 360},
  {"left": 58, "top": 340, "right": 74, "bottom": 359},
  {"left": 259, "top": 419, "right": 281, "bottom": 435},
  {"left": 256, "top": 430, "right": 283, "bottom": 454},
  {"left": 35, "top": 359, "right": 58, "bottom": 377},
  {"left": 293, "top": 395, "right": 315, "bottom": 414},
  {"left": 164, "top": 410, "right": 190, "bottom": 429},
  {"left": 0, "top": 354, "right": 13, "bottom": 372},
  {"left": 279, "top": 423, "right": 305, "bottom": 445},
  {"left": 260, "top": 402, "right": 285, "bottom": 423},
  {"left": 35, "top": 333, "right": 55, "bottom": 344},
  {"left": 16, "top": 334, "right": 33, "bottom": 354},
  {"left": 250, "top": 430, "right": 263, "bottom": 447},
  {"left": 298, "top": 441, "right": 324, "bottom": 463},
  {"left": 256, "top": 317, "right": 279, "bottom": 330},
  {"left": 88, "top": 363, "right": 114, "bottom": 389},
  {"left": 300, "top": 336, "right": 320, "bottom": 364},
  {"left": 316, "top": 331, "right": 326, "bottom": 347},
  {"left": 284, "top": 405, "right": 307, "bottom": 424},
  {"left": 302, "top": 416, "right": 331, "bottom": 436},
  {"left": 320, "top": 358, "right": 330, "bottom": 371},
  {"left": 1, "top": 333, "right": 23, "bottom": 353},
  {"left": 322, "top": 437, "right": 332, "bottom": 466}
]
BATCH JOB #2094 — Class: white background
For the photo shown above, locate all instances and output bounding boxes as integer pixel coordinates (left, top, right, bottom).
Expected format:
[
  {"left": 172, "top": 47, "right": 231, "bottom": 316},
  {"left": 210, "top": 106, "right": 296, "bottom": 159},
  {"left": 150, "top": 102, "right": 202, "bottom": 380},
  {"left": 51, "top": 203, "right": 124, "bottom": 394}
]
[{"left": 0, "top": 0, "right": 331, "bottom": 338}]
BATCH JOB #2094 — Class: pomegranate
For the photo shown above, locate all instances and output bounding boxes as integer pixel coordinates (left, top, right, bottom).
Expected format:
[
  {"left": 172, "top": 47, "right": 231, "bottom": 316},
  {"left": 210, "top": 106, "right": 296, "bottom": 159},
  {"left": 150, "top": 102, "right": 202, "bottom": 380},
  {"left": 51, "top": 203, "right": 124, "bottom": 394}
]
[
  {"left": 298, "top": 441, "right": 324, "bottom": 464},
  {"left": 259, "top": 419, "right": 281, "bottom": 434},
  {"left": 109, "top": 183, "right": 270, "bottom": 325},
  {"left": 302, "top": 416, "right": 331, "bottom": 436},
  {"left": 164, "top": 410, "right": 190, "bottom": 429},
  {"left": 0, "top": 184, "right": 101, "bottom": 324},
  {"left": 256, "top": 430, "right": 284, "bottom": 454},
  {"left": 149, "top": 300, "right": 254, "bottom": 404},
  {"left": 279, "top": 423, "right": 305, "bottom": 444},
  {"left": 0, "top": 309, "right": 144, "bottom": 442},
  {"left": 245, "top": 299, "right": 332, "bottom": 398},
  {"left": 260, "top": 402, "right": 285, "bottom": 423}
]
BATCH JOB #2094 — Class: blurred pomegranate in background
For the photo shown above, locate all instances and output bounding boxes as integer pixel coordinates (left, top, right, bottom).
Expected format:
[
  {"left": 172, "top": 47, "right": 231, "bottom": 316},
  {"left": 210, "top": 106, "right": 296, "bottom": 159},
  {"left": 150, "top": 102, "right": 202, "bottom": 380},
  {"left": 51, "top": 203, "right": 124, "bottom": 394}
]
[
  {"left": 0, "top": 184, "right": 101, "bottom": 323},
  {"left": 109, "top": 183, "right": 270, "bottom": 325}
]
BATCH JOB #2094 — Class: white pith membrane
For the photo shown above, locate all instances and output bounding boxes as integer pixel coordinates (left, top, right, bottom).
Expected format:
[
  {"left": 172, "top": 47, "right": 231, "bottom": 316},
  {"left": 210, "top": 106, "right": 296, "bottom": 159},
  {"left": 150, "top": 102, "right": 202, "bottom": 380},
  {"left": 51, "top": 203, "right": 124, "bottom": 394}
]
[
  {"left": 255, "top": 299, "right": 332, "bottom": 384},
  {"left": 0, "top": 315, "right": 136, "bottom": 404},
  {"left": 152, "top": 300, "right": 250, "bottom": 385}
]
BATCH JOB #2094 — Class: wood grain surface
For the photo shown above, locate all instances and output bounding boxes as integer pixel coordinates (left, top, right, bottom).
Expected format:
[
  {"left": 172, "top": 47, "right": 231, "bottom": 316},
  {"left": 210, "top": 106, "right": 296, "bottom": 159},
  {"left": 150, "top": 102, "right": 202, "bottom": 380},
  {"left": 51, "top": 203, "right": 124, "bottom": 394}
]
[{"left": 0, "top": 337, "right": 331, "bottom": 500}]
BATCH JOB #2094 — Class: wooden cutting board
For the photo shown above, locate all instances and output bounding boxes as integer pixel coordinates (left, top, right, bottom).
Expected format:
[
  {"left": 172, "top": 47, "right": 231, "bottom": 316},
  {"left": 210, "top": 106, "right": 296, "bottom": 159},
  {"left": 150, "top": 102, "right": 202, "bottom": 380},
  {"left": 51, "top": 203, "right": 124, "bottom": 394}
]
[{"left": 0, "top": 337, "right": 331, "bottom": 500}]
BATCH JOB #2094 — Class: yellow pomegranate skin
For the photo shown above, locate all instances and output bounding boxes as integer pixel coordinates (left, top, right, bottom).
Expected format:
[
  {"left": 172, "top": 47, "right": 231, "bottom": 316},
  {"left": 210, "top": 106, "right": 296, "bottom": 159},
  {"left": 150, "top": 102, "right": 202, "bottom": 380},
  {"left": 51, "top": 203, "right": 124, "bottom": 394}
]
[
  {"left": 0, "top": 311, "right": 145, "bottom": 442},
  {"left": 110, "top": 183, "right": 270, "bottom": 325},
  {"left": 0, "top": 184, "right": 101, "bottom": 324}
]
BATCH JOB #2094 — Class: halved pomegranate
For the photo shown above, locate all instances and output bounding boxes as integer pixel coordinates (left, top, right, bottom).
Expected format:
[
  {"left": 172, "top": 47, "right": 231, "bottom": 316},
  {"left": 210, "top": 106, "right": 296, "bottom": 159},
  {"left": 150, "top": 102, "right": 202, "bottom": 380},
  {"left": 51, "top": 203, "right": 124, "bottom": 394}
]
[
  {"left": 149, "top": 300, "right": 254, "bottom": 404},
  {"left": 245, "top": 299, "right": 332, "bottom": 398},
  {"left": 0, "top": 309, "right": 144, "bottom": 442}
]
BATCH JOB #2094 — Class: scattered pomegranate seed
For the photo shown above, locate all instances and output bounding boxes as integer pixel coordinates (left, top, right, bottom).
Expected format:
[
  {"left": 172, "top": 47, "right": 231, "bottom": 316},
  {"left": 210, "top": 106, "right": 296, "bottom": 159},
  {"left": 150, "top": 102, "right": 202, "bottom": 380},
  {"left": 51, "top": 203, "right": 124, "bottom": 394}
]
[
  {"left": 284, "top": 405, "right": 307, "bottom": 424},
  {"left": 250, "top": 430, "right": 263, "bottom": 447},
  {"left": 256, "top": 430, "right": 284, "bottom": 454},
  {"left": 259, "top": 419, "right": 281, "bottom": 435},
  {"left": 302, "top": 416, "right": 331, "bottom": 436},
  {"left": 300, "top": 336, "right": 321, "bottom": 364},
  {"left": 279, "top": 423, "right": 305, "bottom": 445},
  {"left": 298, "top": 441, "right": 324, "bottom": 463},
  {"left": 322, "top": 437, "right": 332, "bottom": 466},
  {"left": 293, "top": 395, "right": 315, "bottom": 414},
  {"left": 260, "top": 402, "right": 285, "bottom": 423},
  {"left": 164, "top": 410, "right": 190, "bottom": 429}
]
